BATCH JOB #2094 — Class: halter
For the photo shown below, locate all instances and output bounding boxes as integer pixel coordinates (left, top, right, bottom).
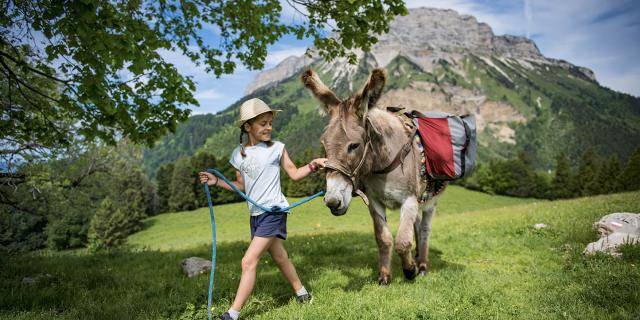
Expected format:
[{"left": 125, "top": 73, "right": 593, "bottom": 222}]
[{"left": 324, "top": 137, "right": 372, "bottom": 206}]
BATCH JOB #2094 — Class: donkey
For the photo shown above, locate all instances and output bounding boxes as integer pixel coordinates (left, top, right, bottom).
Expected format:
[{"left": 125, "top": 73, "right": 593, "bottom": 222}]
[{"left": 301, "top": 68, "right": 446, "bottom": 285}]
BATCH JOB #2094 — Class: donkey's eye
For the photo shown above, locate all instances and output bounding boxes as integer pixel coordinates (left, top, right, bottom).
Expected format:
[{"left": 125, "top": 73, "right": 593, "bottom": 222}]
[{"left": 348, "top": 143, "right": 360, "bottom": 152}]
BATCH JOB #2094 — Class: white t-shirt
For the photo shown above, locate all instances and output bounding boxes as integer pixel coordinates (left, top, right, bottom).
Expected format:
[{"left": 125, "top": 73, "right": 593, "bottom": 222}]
[{"left": 229, "top": 141, "right": 290, "bottom": 216}]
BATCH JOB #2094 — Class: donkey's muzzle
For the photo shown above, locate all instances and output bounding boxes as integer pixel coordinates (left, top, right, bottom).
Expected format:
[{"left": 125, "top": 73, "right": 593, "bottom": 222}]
[{"left": 325, "top": 198, "right": 346, "bottom": 216}]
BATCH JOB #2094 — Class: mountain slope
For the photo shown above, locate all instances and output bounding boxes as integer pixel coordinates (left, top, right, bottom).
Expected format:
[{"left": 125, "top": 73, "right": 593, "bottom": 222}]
[{"left": 143, "top": 7, "right": 640, "bottom": 174}]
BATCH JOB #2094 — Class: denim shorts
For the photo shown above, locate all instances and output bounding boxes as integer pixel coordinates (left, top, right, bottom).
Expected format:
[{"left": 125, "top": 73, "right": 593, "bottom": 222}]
[{"left": 250, "top": 212, "right": 288, "bottom": 240}]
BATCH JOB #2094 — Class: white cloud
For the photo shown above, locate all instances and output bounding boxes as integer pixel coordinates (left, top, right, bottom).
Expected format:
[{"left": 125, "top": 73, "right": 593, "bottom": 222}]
[
  {"left": 194, "top": 88, "right": 224, "bottom": 100},
  {"left": 264, "top": 46, "right": 308, "bottom": 68},
  {"left": 157, "top": 47, "right": 210, "bottom": 83}
]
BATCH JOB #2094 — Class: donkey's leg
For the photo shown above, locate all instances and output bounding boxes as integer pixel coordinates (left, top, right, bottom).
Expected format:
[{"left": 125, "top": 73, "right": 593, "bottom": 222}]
[
  {"left": 368, "top": 199, "right": 393, "bottom": 286},
  {"left": 414, "top": 211, "right": 422, "bottom": 260},
  {"left": 417, "top": 204, "right": 436, "bottom": 276},
  {"left": 395, "top": 196, "right": 420, "bottom": 280}
]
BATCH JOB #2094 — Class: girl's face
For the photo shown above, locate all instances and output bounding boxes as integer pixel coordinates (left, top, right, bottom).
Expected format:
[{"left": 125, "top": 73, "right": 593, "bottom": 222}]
[{"left": 245, "top": 112, "right": 274, "bottom": 144}]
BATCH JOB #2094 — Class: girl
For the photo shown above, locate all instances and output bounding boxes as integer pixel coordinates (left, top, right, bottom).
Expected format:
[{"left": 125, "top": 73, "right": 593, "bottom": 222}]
[{"left": 199, "top": 98, "right": 327, "bottom": 320}]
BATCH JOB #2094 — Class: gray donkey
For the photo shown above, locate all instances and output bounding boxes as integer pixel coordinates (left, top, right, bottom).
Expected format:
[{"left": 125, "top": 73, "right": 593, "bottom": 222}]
[{"left": 302, "top": 68, "right": 446, "bottom": 285}]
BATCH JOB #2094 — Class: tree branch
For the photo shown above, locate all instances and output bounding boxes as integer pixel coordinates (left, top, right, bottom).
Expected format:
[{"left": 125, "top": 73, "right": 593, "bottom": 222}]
[
  {"left": 0, "top": 50, "right": 70, "bottom": 84},
  {"left": 67, "top": 157, "right": 109, "bottom": 188},
  {"left": 0, "top": 57, "right": 60, "bottom": 102},
  {"left": 0, "top": 143, "right": 36, "bottom": 155},
  {"left": 0, "top": 172, "right": 27, "bottom": 187}
]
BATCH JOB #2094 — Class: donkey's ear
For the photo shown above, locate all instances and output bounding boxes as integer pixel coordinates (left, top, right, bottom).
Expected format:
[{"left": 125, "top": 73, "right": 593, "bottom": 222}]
[
  {"left": 355, "top": 68, "right": 386, "bottom": 118},
  {"left": 301, "top": 69, "right": 341, "bottom": 110}
]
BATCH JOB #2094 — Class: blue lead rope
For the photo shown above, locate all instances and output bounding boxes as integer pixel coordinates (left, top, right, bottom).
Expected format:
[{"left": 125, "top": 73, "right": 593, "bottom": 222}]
[{"left": 202, "top": 168, "right": 324, "bottom": 320}]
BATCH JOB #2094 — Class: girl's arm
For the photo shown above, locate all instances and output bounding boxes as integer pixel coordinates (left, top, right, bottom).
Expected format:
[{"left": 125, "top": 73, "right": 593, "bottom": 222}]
[
  {"left": 280, "top": 148, "right": 327, "bottom": 181},
  {"left": 198, "top": 170, "right": 245, "bottom": 192}
]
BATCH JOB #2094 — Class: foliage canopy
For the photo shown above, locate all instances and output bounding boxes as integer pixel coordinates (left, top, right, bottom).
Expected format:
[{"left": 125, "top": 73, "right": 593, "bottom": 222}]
[{"left": 0, "top": 0, "right": 407, "bottom": 167}]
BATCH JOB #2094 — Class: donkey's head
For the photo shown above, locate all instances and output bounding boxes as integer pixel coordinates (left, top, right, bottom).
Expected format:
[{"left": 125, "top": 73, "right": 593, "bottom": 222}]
[{"left": 302, "top": 68, "right": 386, "bottom": 216}]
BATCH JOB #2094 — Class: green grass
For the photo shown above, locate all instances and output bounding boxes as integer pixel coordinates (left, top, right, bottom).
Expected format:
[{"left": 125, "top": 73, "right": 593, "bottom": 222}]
[
  {"left": 126, "top": 186, "right": 536, "bottom": 251},
  {"left": 2, "top": 188, "right": 639, "bottom": 319}
]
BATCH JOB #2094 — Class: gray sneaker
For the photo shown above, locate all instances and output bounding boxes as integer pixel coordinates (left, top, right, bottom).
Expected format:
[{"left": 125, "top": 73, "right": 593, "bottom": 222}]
[
  {"left": 296, "top": 292, "right": 313, "bottom": 304},
  {"left": 218, "top": 312, "right": 233, "bottom": 320}
]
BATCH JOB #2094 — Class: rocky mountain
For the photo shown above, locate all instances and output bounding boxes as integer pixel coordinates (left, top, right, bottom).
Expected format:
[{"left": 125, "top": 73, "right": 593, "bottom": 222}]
[
  {"left": 143, "top": 7, "right": 640, "bottom": 176},
  {"left": 245, "top": 8, "right": 595, "bottom": 95}
]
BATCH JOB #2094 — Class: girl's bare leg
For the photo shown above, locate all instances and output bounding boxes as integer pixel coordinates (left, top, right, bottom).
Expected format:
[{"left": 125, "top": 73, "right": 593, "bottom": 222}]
[
  {"left": 231, "top": 236, "right": 276, "bottom": 310},
  {"left": 268, "top": 238, "right": 303, "bottom": 292}
]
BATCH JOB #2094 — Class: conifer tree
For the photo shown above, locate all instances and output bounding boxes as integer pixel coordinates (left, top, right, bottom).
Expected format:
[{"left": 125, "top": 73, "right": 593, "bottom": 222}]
[
  {"left": 87, "top": 197, "right": 129, "bottom": 251},
  {"left": 155, "top": 163, "right": 175, "bottom": 213},
  {"left": 577, "top": 146, "right": 601, "bottom": 196},
  {"left": 596, "top": 155, "right": 622, "bottom": 194},
  {"left": 607, "top": 155, "right": 623, "bottom": 193},
  {"left": 191, "top": 152, "right": 217, "bottom": 207},
  {"left": 552, "top": 152, "right": 574, "bottom": 199},
  {"left": 169, "top": 157, "right": 198, "bottom": 211},
  {"left": 621, "top": 146, "right": 640, "bottom": 191}
]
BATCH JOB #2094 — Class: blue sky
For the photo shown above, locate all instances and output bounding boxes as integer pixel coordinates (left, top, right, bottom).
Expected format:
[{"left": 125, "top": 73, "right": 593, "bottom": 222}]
[{"left": 166, "top": 0, "right": 640, "bottom": 115}]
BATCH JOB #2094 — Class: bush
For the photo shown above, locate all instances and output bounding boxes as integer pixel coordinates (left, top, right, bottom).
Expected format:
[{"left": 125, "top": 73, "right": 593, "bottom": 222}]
[{"left": 0, "top": 208, "right": 47, "bottom": 252}]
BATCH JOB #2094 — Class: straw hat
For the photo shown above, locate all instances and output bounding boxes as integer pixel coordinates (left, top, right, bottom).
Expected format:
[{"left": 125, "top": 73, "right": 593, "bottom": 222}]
[{"left": 235, "top": 98, "right": 281, "bottom": 127}]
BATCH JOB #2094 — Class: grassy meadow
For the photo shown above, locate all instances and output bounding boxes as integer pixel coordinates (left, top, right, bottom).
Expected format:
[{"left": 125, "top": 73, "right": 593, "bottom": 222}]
[{"left": 2, "top": 186, "right": 639, "bottom": 319}]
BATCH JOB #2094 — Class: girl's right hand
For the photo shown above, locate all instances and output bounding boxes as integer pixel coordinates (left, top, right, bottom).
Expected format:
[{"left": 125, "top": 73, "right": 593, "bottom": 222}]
[
  {"left": 311, "top": 158, "right": 328, "bottom": 171},
  {"left": 198, "top": 172, "right": 217, "bottom": 186}
]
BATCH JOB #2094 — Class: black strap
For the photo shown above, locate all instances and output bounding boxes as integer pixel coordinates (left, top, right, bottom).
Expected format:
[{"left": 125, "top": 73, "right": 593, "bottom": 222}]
[
  {"left": 460, "top": 117, "right": 471, "bottom": 178},
  {"left": 373, "top": 127, "right": 417, "bottom": 175}
]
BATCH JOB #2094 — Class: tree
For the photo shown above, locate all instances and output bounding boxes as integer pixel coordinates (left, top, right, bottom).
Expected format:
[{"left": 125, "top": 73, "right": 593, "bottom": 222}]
[
  {"left": 190, "top": 152, "right": 217, "bottom": 208},
  {"left": 283, "top": 147, "right": 324, "bottom": 196},
  {"left": 211, "top": 155, "right": 243, "bottom": 205},
  {"left": 621, "top": 146, "right": 640, "bottom": 191},
  {"left": 486, "top": 153, "right": 539, "bottom": 198},
  {"left": 596, "top": 154, "right": 622, "bottom": 194},
  {"left": 169, "top": 156, "right": 198, "bottom": 211},
  {"left": 551, "top": 152, "right": 575, "bottom": 199},
  {"left": 577, "top": 146, "right": 601, "bottom": 196},
  {"left": 0, "top": 141, "right": 156, "bottom": 251},
  {"left": 1, "top": 0, "right": 407, "bottom": 173},
  {"left": 460, "top": 163, "right": 493, "bottom": 193},
  {"left": 87, "top": 197, "right": 130, "bottom": 251},
  {"left": 155, "top": 162, "right": 175, "bottom": 213}
]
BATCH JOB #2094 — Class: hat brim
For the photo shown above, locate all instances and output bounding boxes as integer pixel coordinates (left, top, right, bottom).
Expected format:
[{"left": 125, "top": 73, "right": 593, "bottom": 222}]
[{"left": 236, "top": 109, "right": 282, "bottom": 127}]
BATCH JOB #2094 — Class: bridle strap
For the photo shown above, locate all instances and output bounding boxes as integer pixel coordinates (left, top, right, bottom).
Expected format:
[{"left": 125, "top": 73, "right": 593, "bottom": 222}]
[
  {"left": 373, "top": 127, "right": 417, "bottom": 175},
  {"left": 324, "top": 141, "right": 371, "bottom": 206}
]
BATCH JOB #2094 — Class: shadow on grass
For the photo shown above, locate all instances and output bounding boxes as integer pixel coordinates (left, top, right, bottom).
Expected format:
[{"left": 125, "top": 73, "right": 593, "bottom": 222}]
[{"left": 0, "top": 231, "right": 463, "bottom": 320}]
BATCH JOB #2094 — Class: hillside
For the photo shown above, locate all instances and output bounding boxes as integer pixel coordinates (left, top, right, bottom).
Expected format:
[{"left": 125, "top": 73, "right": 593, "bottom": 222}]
[
  {"left": 3, "top": 189, "right": 639, "bottom": 319},
  {"left": 143, "top": 7, "right": 640, "bottom": 175}
]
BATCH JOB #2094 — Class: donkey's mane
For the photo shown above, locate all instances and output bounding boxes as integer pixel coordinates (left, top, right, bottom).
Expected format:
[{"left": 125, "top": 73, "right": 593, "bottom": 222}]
[{"left": 366, "top": 108, "right": 406, "bottom": 141}]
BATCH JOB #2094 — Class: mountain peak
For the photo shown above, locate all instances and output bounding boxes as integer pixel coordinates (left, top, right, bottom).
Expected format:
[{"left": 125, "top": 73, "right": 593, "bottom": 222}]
[{"left": 245, "top": 7, "right": 593, "bottom": 95}]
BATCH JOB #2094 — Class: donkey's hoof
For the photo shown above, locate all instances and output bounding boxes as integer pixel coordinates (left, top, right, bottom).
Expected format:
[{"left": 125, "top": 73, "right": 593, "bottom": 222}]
[
  {"left": 403, "top": 266, "right": 418, "bottom": 280},
  {"left": 378, "top": 274, "right": 391, "bottom": 286},
  {"left": 418, "top": 266, "right": 428, "bottom": 276}
]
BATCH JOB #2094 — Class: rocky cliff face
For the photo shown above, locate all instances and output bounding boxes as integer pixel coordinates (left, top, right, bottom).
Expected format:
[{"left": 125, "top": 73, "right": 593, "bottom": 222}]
[
  {"left": 245, "top": 7, "right": 596, "bottom": 95},
  {"left": 244, "top": 55, "right": 314, "bottom": 95}
]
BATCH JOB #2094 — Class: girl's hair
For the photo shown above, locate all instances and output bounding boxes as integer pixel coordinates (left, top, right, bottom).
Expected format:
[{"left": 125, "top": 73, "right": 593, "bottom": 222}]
[
  {"left": 239, "top": 127, "right": 247, "bottom": 157},
  {"left": 239, "top": 117, "right": 274, "bottom": 158}
]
